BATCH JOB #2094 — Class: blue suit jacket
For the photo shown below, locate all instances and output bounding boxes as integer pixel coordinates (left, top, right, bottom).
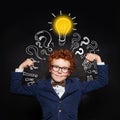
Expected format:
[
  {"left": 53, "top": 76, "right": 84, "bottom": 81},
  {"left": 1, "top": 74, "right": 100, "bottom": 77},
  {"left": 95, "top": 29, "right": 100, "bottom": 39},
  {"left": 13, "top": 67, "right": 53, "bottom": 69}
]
[{"left": 10, "top": 65, "right": 108, "bottom": 120}]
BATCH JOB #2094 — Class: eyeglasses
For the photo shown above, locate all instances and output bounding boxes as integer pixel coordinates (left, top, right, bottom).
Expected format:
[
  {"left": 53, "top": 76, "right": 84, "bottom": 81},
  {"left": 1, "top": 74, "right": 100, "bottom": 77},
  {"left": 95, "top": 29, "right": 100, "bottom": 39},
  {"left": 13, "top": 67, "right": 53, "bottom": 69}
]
[{"left": 51, "top": 65, "right": 70, "bottom": 73}]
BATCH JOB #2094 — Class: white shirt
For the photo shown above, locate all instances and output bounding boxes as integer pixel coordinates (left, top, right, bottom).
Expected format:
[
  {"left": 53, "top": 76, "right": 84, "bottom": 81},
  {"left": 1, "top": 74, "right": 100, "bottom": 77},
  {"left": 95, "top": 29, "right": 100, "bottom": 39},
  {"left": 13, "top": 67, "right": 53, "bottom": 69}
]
[{"left": 53, "top": 85, "right": 65, "bottom": 98}]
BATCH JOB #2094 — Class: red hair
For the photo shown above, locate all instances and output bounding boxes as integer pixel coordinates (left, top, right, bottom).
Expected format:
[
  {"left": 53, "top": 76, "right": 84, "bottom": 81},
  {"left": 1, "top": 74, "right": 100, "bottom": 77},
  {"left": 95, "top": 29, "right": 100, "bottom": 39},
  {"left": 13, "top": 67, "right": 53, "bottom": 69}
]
[{"left": 48, "top": 49, "right": 76, "bottom": 74}]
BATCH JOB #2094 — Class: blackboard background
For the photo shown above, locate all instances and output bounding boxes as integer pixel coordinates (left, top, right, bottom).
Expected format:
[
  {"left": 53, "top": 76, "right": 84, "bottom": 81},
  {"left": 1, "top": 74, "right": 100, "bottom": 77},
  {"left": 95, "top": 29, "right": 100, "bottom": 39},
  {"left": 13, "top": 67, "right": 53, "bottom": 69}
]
[{"left": 0, "top": 0, "right": 119, "bottom": 120}]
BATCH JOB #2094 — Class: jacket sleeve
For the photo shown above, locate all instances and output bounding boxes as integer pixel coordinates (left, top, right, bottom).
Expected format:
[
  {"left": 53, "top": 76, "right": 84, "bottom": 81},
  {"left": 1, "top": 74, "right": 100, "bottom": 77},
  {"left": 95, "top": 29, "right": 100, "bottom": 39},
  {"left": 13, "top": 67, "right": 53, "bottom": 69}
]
[
  {"left": 10, "top": 72, "right": 38, "bottom": 96},
  {"left": 80, "top": 65, "right": 109, "bottom": 94}
]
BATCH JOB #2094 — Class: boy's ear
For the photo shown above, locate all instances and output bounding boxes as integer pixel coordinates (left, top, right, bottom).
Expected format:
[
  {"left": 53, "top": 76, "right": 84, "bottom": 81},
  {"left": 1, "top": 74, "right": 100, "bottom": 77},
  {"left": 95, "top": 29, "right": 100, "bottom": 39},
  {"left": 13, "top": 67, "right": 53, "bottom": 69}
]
[
  {"left": 49, "top": 68, "right": 52, "bottom": 72},
  {"left": 67, "top": 72, "right": 70, "bottom": 77}
]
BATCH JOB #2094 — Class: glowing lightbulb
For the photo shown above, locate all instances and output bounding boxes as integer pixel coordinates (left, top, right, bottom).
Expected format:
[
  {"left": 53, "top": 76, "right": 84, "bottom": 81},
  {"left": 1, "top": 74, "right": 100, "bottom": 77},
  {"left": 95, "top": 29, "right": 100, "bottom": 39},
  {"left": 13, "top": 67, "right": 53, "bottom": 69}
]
[{"left": 53, "top": 15, "right": 73, "bottom": 46}]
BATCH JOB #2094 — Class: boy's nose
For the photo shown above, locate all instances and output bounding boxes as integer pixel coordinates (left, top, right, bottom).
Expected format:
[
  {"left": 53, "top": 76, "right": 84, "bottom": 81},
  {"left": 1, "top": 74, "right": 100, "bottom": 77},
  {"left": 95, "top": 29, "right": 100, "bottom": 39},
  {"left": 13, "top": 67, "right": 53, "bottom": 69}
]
[{"left": 58, "top": 68, "right": 62, "bottom": 73}]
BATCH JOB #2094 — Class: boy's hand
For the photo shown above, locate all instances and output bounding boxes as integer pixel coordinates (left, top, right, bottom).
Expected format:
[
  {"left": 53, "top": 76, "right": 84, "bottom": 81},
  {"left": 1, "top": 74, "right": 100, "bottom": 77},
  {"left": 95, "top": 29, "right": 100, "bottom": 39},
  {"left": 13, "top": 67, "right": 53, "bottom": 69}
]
[
  {"left": 18, "top": 58, "right": 34, "bottom": 70},
  {"left": 85, "top": 53, "right": 102, "bottom": 63}
]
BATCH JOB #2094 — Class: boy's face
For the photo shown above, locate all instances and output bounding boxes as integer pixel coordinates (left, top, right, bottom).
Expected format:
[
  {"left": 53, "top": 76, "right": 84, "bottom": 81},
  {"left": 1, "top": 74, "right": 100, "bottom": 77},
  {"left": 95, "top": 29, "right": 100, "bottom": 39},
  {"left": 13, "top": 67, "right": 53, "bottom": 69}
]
[{"left": 49, "top": 58, "right": 70, "bottom": 82}]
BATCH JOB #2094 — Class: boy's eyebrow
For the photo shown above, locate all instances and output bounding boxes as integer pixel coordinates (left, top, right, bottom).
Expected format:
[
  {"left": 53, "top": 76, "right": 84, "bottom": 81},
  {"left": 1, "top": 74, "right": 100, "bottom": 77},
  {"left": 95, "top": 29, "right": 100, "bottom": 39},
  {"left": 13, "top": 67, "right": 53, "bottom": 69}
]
[{"left": 51, "top": 64, "right": 70, "bottom": 68}]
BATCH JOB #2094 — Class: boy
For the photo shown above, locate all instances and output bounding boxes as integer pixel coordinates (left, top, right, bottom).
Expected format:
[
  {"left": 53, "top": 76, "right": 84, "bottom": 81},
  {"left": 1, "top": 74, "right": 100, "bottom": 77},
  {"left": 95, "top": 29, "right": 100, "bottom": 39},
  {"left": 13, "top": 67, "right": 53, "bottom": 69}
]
[{"left": 10, "top": 49, "right": 108, "bottom": 120}]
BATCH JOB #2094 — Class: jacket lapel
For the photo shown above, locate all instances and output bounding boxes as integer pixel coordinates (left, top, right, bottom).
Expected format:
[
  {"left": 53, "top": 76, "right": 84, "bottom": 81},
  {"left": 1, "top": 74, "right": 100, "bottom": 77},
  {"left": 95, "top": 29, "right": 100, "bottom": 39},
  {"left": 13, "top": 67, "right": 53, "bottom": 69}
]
[
  {"left": 61, "top": 78, "right": 79, "bottom": 99},
  {"left": 44, "top": 79, "right": 59, "bottom": 98}
]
